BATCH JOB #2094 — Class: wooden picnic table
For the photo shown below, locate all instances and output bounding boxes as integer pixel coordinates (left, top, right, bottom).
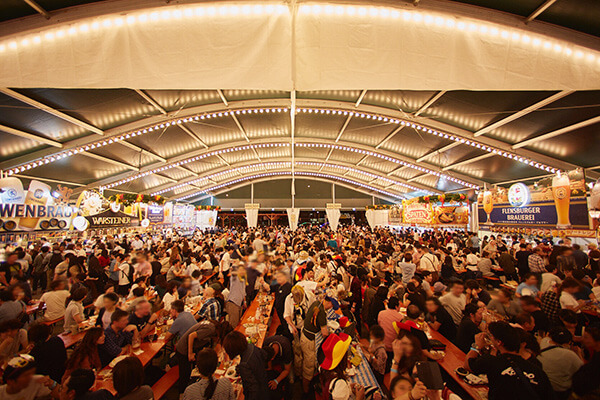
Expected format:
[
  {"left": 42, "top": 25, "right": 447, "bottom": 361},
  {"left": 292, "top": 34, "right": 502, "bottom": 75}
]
[
  {"left": 234, "top": 293, "right": 275, "bottom": 348},
  {"left": 428, "top": 329, "right": 489, "bottom": 400},
  {"left": 92, "top": 300, "right": 205, "bottom": 393},
  {"left": 26, "top": 300, "right": 44, "bottom": 315}
]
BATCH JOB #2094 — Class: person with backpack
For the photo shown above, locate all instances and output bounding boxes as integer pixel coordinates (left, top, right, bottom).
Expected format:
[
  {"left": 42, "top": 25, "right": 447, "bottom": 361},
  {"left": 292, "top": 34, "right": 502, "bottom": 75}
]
[
  {"left": 537, "top": 327, "right": 583, "bottom": 400},
  {"left": 465, "top": 321, "right": 555, "bottom": 400},
  {"left": 223, "top": 331, "right": 270, "bottom": 400},
  {"left": 116, "top": 253, "right": 132, "bottom": 297}
]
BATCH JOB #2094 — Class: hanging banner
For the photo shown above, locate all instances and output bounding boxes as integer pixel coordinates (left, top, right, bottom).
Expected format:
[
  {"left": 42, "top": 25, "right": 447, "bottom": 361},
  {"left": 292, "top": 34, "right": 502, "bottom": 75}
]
[
  {"left": 365, "top": 209, "right": 389, "bottom": 229},
  {"left": 163, "top": 202, "right": 173, "bottom": 224},
  {"left": 147, "top": 205, "right": 164, "bottom": 224},
  {"left": 196, "top": 210, "right": 218, "bottom": 230},
  {"left": 477, "top": 169, "right": 589, "bottom": 229},
  {"left": 389, "top": 205, "right": 403, "bottom": 225},
  {"left": 245, "top": 203, "right": 260, "bottom": 228},
  {"left": 326, "top": 203, "right": 341, "bottom": 231},
  {"left": 286, "top": 208, "right": 300, "bottom": 231},
  {"left": 365, "top": 209, "right": 376, "bottom": 230}
]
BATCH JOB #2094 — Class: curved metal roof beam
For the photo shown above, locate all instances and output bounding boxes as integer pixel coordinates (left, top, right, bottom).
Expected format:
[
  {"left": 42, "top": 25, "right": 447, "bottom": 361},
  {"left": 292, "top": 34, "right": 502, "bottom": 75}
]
[
  {"left": 83, "top": 138, "right": 482, "bottom": 192},
  {"left": 171, "top": 171, "right": 408, "bottom": 204},
  {"left": 130, "top": 158, "right": 444, "bottom": 198},
  {"left": 180, "top": 174, "right": 403, "bottom": 205},
  {"left": 0, "top": 99, "right": 568, "bottom": 182}
]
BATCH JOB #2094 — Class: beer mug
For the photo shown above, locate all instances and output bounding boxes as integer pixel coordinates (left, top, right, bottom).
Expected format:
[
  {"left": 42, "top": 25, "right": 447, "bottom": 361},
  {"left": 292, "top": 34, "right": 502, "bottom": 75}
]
[{"left": 552, "top": 173, "right": 571, "bottom": 229}]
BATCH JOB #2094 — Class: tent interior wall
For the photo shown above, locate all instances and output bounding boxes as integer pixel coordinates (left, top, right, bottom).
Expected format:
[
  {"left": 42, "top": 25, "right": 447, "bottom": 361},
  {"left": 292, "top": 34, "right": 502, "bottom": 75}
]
[{"left": 0, "top": 0, "right": 599, "bottom": 212}]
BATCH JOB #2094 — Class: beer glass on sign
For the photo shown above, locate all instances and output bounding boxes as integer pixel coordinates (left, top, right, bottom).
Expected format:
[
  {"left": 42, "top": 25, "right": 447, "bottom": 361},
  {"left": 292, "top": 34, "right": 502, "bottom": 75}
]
[
  {"left": 552, "top": 173, "right": 571, "bottom": 229},
  {"left": 18, "top": 180, "right": 51, "bottom": 231},
  {"left": 482, "top": 191, "right": 494, "bottom": 225}
]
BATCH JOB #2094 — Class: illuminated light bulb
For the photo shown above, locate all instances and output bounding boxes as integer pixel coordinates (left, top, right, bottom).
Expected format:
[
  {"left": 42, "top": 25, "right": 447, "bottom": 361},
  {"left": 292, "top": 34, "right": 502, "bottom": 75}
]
[
  {"left": 532, "top": 38, "right": 541, "bottom": 47},
  {"left": 8, "top": 41, "right": 17, "bottom": 49},
  {"left": 489, "top": 27, "right": 498, "bottom": 36},
  {"left": 456, "top": 21, "right": 466, "bottom": 30},
  {"left": 21, "top": 38, "right": 30, "bottom": 46},
  {"left": 575, "top": 50, "right": 584, "bottom": 58},
  {"left": 543, "top": 41, "right": 552, "bottom": 50}
]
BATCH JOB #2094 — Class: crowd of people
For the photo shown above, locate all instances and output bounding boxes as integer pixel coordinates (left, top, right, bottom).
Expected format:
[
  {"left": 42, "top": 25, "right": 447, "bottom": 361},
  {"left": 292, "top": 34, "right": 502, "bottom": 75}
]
[{"left": 0, "top": 224, "right": 599, "bottom": 400}]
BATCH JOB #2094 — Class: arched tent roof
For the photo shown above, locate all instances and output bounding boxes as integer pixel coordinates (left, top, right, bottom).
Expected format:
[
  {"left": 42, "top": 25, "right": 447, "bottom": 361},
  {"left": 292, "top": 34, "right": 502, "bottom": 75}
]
[{"left": 0, "top": 1, "right": 599, "bottom": 204}]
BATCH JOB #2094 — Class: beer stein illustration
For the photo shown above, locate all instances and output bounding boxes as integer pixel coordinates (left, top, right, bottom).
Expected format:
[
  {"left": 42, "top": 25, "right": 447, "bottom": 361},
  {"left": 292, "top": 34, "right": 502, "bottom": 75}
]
[{"left": 552, "top": 172, "right": 571, "bottom": 229}]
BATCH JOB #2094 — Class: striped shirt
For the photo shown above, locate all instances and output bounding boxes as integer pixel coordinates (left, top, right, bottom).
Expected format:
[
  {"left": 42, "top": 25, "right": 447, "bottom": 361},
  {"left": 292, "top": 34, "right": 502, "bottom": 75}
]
[{"left": 183, "top": 377, "right": 235, "bottom": 400}]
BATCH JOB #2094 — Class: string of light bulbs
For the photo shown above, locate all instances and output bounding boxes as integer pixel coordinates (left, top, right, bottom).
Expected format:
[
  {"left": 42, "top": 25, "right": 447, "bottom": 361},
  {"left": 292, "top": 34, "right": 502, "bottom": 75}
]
[
  {"left": 4, "top": 104, "right": 558, "bottom": 179},
  {"left": 174, "top": 171, "right": 406, "bottom": 201},
  {"left": 150, "top": 161, "right": 428, "bottom": 197}
]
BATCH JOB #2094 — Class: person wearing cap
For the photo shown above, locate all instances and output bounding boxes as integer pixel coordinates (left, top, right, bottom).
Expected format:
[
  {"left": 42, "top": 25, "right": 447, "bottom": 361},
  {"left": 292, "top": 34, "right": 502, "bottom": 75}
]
[
  {"left": 432, "top": 281, "right": 447, "bottom": 297},
  {"left": 300, "top": 296, "right": 333, "bottom": 393},
  {"left": 318, "top": 332, "right": 366, "bottom": 400},
  {"left": 538, "top": 327, "right": 583, "bottom": 399},
  {"left": 263, "top": 335, "right": 293, "bottom": 399},
  {"left": 0, "top": 354, "right": 60, "bottom": 400}
]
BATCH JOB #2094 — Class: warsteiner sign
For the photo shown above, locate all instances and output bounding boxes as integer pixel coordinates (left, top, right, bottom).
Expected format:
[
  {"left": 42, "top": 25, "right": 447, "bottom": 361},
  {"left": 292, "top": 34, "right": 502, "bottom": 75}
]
[{"left": 86, "top": 209, "right": 139, "bottom": 228}]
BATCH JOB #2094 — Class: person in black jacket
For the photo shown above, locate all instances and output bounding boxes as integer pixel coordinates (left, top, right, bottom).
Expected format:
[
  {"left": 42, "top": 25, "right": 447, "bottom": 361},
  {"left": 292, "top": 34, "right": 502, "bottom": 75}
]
[
  {"left": 223, "top": 331, "right": 270, "bottom": 400},
  {"left": 27, "top": 323, "right": 67, "bottom": 383}
]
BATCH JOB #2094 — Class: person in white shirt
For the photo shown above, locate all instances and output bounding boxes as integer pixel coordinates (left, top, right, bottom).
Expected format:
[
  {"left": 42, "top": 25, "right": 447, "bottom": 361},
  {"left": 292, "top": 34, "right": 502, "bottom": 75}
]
[
  {"left": 220, "top": 247, "right": 234, "bottom": 286},
  {"left": 541, "top": 265, "right": 562, "bottom": 293},
  {"left": 116, "top": 253, "right": 132, "bottom": 297},
  {"left": 252, "top": 233, "right": 267, "bottom": 253},
  {"left": 418, "top": 247, "right": 439, "bottom": 274},
  {"left": 38, "top": 280, "right": 70, "bottom": 322},
  {"left": 130, "top": 235, "right": 144, "bottom": 251},
  {"left": 559, "top": 278, "right": 585, "bottom": 313},
  {"left": 464, "top": 249, "right": 479, "bottom": 271},
  {"left": 185, "top": 257, "right": 200, "bottom": 277},
  {"left": 64, "top": 288, "right": 87, "bottom": 334},
  {"left": 163, "top": 281, "right": 179, "bottom": 311}
]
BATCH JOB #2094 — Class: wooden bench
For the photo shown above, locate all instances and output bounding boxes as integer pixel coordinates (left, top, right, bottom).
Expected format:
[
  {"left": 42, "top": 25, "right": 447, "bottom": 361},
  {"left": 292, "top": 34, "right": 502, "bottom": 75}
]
[
  {"left": 483, "top": 275, "right": 501, "bottom": 288},
  {"left": 152, "top": 365, "right": 179, "bottom": 399}
]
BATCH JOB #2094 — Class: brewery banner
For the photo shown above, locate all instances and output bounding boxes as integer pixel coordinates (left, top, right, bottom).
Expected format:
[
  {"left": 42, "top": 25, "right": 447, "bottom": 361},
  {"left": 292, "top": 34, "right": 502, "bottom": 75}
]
[
  {"left": 147, "top": 205, "right": 164, "bottom": 224},
  {"left": 477, "top": 169, "right": 589, "bottom": 229},
  {"left": 85, "top": 209, "right": 140, "bottom": 228},
  {"left": 402, "top": 202, "right": 434, "bottom": 225},
  {"left": 0, "top": 177, "right": 76, "bottom": 232}
]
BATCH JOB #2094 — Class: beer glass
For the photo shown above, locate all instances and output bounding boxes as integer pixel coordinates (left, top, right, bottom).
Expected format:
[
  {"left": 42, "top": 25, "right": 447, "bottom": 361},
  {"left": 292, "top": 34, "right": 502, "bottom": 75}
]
[
  {"left": 552, "top": 173, "right": 571, "bottom": 229},
  {"left": 482, "top": 191, "right": 494, "bottom": 224}
]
